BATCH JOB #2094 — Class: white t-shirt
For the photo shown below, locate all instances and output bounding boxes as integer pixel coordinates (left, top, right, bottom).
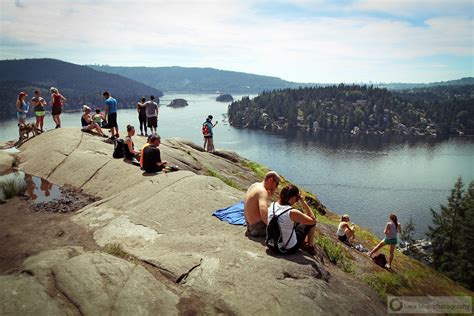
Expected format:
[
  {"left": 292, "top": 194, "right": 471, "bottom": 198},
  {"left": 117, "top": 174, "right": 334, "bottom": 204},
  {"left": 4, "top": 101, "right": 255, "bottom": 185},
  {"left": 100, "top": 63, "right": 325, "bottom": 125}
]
[
  {"left": 268, "top": 202, "right": 297, "bottom": 249},
  {"left": 145, "top": 101, "right": 158, "bottom": 118}
]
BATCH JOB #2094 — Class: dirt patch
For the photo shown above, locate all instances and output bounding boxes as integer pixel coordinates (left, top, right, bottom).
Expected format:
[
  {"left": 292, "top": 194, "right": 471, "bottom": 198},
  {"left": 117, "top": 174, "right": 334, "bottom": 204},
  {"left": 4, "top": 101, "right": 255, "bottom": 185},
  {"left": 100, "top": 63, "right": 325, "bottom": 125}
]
[{"left": 0, "top": 197, "right": 99, "bottom": 275}]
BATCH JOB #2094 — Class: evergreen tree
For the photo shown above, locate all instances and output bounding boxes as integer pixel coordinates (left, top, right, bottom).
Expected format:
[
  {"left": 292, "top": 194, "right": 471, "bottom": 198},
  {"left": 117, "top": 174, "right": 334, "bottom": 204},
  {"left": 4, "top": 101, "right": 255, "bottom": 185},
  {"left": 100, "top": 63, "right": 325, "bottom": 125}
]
[{"left": 427, "top": 177, "right": 473, "bottom": 289}]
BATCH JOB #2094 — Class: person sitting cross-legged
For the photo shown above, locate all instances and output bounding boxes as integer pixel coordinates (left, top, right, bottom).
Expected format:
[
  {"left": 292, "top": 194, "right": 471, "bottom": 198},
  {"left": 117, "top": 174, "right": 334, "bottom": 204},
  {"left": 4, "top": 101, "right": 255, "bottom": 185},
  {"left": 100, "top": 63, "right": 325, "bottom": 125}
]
[
  {"left": 142, "top": 134, "right": 167, "bottom": 173},
  {"left": 336, "top": 214, "right": 356, "bottom": 245}
]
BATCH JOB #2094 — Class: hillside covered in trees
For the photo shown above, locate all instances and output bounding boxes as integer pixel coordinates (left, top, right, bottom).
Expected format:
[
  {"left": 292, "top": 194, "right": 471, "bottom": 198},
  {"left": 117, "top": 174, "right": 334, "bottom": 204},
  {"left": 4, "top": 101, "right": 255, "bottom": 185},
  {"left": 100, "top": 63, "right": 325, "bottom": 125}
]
[
  {"left": 0, "top": 59, "right": 162, "bottom": 118},
  {"left": 89, "top": 65, "right": 301, "bottom": 93},
  {"left": 228, "top": 84, "right": 474, "bottom": 136}
]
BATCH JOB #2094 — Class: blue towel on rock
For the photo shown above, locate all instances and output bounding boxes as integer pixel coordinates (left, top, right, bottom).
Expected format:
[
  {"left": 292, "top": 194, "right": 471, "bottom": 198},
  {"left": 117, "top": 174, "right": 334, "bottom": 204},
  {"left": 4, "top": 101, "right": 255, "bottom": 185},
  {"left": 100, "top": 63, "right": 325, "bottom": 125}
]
[{"left": 212, "top": 201, "right": 246, "bottom": 225}]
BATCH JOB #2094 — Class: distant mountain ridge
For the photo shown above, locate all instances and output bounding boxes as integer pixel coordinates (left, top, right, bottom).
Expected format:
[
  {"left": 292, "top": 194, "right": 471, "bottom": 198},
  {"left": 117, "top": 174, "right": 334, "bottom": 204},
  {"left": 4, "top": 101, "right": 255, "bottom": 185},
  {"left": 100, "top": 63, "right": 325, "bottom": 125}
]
[
  {"left": 90, "top": 64, "right": 473, "bottom": 93},
  {"left": 0, "top": 58, "right": 162, "bottom": 117},
  {"left": 88, "top": 65, "right": 301, "bottom": 93}
]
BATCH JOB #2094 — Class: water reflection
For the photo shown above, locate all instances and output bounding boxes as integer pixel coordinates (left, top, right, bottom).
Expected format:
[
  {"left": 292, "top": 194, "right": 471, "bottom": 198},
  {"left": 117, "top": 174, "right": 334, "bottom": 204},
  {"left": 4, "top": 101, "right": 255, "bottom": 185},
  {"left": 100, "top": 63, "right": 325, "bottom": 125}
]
[{"left": 23, "top": 174, "right": 61, "bottom": 203}]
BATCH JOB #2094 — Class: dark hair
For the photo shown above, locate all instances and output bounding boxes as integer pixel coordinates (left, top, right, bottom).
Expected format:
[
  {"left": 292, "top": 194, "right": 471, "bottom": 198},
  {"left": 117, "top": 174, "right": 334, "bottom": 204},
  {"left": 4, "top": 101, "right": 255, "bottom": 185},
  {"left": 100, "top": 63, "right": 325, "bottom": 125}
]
[
  {"left": 208, "top": 115, "right": 213, "bottom": 120},
  {"left": 126, "top": 124, "right": 134, "bottom": 132},
  {"left": 141, "top": 97, "right": 146, "bottom": 103},
  {"left": 149, "top": 133, "right": 161, "bottom": 142},
  {"left": 103, "top": 91, "right": 110, "bottom": 97},
  {"left": 95, "top": 108, "right": 100, "bottom": 113},
  {"left": 34, "top": 90, "right": 40, "bottom": 94},
  {"left": 279, "top": 184, "right": 300, "bottom": 206},
  {"left": 389, "top": 213, "right": 398, "bottom": 228},
  {"left": 150, "top": 95, "right": 155, "bottom": 100}
]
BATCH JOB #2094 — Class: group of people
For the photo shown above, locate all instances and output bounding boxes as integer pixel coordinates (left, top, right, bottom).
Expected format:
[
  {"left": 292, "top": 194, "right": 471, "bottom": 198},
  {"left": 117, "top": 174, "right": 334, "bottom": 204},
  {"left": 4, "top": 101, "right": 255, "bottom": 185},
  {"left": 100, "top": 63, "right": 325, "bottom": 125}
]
[
  {"left": 244, "top": 171, "right": 401, "bottom": 268},
  {"left": 16, "top": 87, "right": 66, "bottom": 131},
  {"left": 136, "top": 96, "right": 159, "bottom": 136},
  {"left": 244, "top": 171, "right": 318, "bottom": 255}
]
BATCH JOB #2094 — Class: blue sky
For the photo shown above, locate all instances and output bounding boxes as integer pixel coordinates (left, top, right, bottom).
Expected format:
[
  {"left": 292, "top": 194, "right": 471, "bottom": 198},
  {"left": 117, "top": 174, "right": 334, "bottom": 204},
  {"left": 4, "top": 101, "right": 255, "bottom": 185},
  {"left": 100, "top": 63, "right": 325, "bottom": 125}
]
[{"left": 0, "top": 0, "right": 472, "bottom": 83}]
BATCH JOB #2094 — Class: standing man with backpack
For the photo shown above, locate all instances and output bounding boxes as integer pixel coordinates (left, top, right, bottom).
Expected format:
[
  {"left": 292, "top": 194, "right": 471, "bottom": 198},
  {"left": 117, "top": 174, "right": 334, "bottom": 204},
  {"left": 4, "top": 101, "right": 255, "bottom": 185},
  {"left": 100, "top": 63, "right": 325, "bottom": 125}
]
[
  {"left": 103, "top": 91, "right": 119, "bottom": 139},
  {"left": 145, "top": 96, "right": 159, "bottom": 135},
  {"left": 244, "top": 171, "right": 280, "bottom": 237},
  {"left": 202, "top": 115, "right": 217, "bottom": 152}
]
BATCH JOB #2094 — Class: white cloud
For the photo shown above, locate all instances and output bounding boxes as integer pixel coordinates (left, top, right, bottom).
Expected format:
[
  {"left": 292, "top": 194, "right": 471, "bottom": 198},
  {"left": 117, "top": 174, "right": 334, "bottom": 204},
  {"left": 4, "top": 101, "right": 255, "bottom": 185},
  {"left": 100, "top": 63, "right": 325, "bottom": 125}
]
[{"left": 0, "top": 0, "right": 472, "bottom": 82}]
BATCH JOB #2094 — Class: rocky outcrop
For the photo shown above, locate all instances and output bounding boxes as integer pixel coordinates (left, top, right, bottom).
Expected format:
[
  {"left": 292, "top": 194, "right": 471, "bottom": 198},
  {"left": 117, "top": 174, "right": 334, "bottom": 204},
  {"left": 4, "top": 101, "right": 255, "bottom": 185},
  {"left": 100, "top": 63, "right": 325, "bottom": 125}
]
[
  {"left": 167, "top": 98, "right": 188, "bottom": 108},
  {"left": 1, "top": 129, "right": 386, "bottom": 315},
  {"left": 216, "top": 94, "right": 234, "bottom": 102}
]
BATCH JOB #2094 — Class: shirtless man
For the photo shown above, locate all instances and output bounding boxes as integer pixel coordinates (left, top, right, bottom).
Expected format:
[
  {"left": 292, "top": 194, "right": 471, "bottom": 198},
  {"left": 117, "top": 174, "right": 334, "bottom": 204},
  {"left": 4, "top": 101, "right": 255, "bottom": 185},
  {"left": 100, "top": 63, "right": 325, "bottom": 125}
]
[{"left": 244, "top": 171, "right": 280, "bottom": 237}]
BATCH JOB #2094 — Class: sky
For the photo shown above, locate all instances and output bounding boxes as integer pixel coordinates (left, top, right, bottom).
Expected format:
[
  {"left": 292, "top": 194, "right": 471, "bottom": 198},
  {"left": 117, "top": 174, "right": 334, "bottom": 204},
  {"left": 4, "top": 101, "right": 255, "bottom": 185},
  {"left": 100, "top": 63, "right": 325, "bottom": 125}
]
[{"left": 0, "top": 0, "right": 473, "bottom": 83}]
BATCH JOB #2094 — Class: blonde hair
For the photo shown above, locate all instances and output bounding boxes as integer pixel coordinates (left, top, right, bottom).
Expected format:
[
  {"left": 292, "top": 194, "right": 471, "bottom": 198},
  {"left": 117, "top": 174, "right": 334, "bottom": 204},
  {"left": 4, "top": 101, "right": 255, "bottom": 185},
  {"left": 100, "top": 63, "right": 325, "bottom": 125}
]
[{"left": 341, "top": 214, "right": 350, "bottom": 221}]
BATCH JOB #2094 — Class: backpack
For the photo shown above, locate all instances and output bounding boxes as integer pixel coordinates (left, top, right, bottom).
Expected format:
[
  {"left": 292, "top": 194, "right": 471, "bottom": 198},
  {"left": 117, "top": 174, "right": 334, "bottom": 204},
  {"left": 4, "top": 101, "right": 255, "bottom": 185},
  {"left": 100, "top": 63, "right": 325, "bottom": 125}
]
[
  {"left": 202, "top": 122, "right": 210, "bottom": 136},
  {"left": 112, "top": 138, "right": 125, "bottom": 158},
  {"left": 373, "top": 253, "right": 387, "bottom": 268},
  {"left": 265, "top": 203, "right": 296, "bottom": 254}
]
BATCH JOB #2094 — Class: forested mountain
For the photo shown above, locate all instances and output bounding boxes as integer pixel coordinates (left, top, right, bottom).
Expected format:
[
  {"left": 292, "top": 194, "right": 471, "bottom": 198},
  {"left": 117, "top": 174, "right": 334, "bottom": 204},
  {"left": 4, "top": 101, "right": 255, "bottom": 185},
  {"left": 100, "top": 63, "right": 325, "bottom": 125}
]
[
  {"left": 228, "top": 84, "right": 474, "bottom": 136},
  {"left": 89, "top": 65, "right": 301, "bottom": 93},
  {"left": 0, "top": 59, "right": 162, "bottom": 118}
]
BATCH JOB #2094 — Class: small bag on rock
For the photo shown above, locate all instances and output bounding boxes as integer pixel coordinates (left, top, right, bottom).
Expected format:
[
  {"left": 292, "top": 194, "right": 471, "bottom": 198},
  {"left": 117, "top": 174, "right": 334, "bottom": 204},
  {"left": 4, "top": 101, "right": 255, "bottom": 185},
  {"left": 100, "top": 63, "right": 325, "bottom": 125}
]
[{"left": 373, "top": 253, "right": 387, "bottom": 267}]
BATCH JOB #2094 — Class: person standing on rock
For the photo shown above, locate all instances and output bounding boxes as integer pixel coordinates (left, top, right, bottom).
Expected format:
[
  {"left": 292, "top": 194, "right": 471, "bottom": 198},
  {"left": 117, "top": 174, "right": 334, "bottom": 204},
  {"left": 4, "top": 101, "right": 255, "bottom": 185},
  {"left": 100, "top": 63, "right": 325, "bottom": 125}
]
[
  {"left": 244, "top": 171, "right": 280, "bottom": 237},
  {"left": 267, "top": 184, "right": 317, "bottom": 255},
  {"left": 50, "top": 87, "right": 66, "bottom": 129},
  {"left": 31, "top": 90, "right": 47, "bottom": 132},
  {"left": 145, "top": 96, "right": 159, "bottom": 135},
  {"left": 15, "top": 91, "right": 29, "bottom": 125},
  {"left": 103, "top": 91, "right": 119, "bottom": 139},
  {"left": 142, "top": 134, "right": 167, "bottom": 173},
  {"left": 203, "top": 115, "right": 218, "bottom": 152},
  {"left": 368, "top": 213, "right": 401, "bottom": 269},
  {"left": 137, "top": 97, "right": 147, "bottom": 136}
]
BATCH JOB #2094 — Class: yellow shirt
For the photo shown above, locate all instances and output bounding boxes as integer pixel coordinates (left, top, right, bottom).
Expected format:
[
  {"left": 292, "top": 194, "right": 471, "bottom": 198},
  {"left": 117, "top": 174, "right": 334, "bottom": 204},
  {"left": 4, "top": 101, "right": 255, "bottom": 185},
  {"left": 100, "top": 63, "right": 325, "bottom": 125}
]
[{"left": 139, "top": 143, "right": 150, "bottom": 168}]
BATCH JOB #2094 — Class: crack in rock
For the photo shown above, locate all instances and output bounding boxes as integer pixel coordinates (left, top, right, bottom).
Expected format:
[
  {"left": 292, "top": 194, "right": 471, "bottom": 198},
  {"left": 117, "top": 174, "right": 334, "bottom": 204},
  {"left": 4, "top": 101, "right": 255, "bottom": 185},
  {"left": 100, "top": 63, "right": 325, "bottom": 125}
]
[{"left": 176, "top": 258, "right": 203, "bottom": 284}]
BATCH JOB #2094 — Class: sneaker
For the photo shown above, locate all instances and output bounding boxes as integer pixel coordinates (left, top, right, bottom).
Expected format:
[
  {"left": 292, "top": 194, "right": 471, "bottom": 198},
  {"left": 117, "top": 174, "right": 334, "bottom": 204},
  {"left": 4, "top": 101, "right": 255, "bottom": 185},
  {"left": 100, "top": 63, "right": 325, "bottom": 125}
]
[
  {"left": 55, "top": 125, "right": 60, "bottom": 129},
  {"left": 140, "top": 133, "right": 144, "bottom": 136}
]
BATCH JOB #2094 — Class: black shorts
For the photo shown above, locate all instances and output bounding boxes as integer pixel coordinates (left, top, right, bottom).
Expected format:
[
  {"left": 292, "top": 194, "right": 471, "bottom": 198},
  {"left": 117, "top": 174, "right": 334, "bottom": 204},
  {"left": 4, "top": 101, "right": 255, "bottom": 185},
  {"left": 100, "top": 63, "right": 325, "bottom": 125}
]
[
  {"left": 52, "top": 106, "right": 62, "bottom": 115},
  {"left": 139, "top": 112, "right": 146, "bottom": 122},
  {"left": 338, "top": 234, "right": 348, "bottom": 242},
  {"left": 204, "top": 135, "right": 213, "bottom": 139},
  {"left": 147, "top": 116, "right": 157, "bottom": 128},
  {"left": 285, "top": 224, "right": 315, "bottom": 254},
  {"left": 107, "top": 112, "right": 118, "bottom": 128}
]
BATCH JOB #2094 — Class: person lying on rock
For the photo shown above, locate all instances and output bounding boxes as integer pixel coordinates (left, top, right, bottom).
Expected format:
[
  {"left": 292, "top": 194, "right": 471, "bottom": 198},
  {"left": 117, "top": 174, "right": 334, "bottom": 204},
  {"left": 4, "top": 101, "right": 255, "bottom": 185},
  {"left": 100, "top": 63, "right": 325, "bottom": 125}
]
[
  {"left": 142, "top": 133, "right": 167, "bottom": 173},
  {"left": 244, "top": 171, "right": 280, "bottom": 237},
  {"left": 337, "top": 214, "right": 356, "bottom": 245},
  {"left": 268, "top": 184, "right": 317, "bottom": 255}
]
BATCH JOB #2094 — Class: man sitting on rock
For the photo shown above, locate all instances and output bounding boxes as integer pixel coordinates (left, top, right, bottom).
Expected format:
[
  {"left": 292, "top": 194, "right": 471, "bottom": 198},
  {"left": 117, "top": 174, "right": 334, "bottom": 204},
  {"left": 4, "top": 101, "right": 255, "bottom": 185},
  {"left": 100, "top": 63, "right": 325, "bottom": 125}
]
[
  {"left": 142, "top": 134, "right": 167, "bottom": 173},
  {"left": 244, "top": 171, "right": 280, "bottom": 237}
]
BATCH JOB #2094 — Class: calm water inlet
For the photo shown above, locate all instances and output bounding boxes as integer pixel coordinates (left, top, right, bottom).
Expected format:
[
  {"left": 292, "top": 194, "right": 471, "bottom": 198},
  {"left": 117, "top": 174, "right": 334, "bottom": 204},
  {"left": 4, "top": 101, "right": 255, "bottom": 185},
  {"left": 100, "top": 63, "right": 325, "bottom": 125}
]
[{"left": 1, "top": 93, "right": 473, "bottom": 238}]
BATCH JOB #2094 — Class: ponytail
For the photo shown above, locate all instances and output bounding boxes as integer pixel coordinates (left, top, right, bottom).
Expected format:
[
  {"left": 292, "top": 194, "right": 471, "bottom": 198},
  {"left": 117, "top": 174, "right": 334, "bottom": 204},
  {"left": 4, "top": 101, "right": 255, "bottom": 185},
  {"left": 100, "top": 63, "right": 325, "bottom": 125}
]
[{"left": 389, "top": 213, "right": 398, "bottom": 228}]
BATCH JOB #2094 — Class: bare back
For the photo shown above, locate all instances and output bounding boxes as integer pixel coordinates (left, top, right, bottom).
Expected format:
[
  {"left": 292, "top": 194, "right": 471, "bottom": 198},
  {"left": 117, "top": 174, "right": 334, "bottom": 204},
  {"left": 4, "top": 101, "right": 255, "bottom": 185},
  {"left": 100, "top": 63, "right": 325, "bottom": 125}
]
[{"left": 244, "top": 182, "right": 269, "bottom": 225}]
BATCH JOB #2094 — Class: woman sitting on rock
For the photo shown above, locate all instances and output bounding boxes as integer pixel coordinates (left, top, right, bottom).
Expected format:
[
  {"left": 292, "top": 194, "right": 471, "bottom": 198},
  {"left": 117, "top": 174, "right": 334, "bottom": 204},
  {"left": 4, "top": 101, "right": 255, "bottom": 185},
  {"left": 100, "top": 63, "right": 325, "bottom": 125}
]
[
  {"left": 368, "top": 213, "right": 401, "bottom": 269},
  {"left": 336, "top": 214, "right": 356, "bottom": 245},
  {"left": 268, "top": 184, "right": 317, "bottom": 255},
  {"left": 81, "top": 105, "right": 105, "bottom": 136},
  {"left": 124, "top": 124, "right": 141, "bottom": 162}
]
